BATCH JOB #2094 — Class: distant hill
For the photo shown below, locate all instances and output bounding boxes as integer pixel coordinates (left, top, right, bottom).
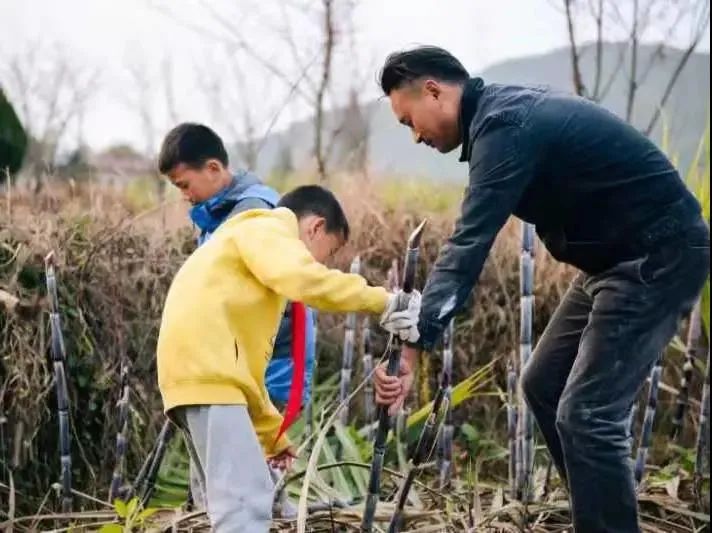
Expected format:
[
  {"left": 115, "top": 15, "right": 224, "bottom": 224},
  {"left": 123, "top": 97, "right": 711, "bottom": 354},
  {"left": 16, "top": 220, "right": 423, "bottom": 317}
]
[{"left": 238, "top": 43, "right": 710, "bottom": 183}]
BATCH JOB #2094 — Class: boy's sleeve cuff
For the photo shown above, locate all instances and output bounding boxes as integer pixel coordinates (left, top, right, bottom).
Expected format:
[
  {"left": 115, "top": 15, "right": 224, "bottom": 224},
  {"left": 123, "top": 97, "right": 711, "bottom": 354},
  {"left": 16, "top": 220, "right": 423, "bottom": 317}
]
[{"left": 269, "top": 433, "right": 292, "bottom": 457}]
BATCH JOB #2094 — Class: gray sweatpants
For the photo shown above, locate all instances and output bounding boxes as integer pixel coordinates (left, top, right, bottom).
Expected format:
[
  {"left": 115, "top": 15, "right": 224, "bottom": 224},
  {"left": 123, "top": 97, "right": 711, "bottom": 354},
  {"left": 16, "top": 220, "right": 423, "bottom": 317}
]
[{"left": 173, "top": 405, "right": 274, "bottom": 532}]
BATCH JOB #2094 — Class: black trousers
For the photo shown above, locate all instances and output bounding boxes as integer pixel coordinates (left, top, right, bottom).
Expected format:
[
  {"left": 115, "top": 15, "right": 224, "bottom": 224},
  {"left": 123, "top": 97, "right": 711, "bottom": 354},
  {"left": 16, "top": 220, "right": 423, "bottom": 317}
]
[{"left": 522, "top": 219, "right": 710, "bottom": 532}]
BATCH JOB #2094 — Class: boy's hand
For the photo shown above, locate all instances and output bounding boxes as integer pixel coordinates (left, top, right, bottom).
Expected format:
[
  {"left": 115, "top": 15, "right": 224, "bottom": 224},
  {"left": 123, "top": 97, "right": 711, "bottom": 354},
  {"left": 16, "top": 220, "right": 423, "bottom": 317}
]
[
  {"left": 374, "top": 345, "right": 418, "bottom": 416},
  {"left": 380, "top": 290, "right": 421, "bottom": 343},
  {"left": 268, "top": 446, "right": 297, "bottom": 471}
]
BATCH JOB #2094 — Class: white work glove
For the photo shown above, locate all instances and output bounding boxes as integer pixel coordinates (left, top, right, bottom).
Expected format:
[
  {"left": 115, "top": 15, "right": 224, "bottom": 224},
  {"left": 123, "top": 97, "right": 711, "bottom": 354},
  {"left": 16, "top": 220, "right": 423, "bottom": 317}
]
[{"left": 379, "top": 290, "right": 421, "bottom": 343}]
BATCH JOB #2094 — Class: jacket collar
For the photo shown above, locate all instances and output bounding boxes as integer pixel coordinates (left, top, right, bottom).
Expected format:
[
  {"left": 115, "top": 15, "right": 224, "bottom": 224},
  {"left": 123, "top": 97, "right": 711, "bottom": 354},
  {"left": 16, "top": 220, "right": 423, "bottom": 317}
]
[
  {"left": 458, "top": 77, "right": 486, "bottom": 162},
  {"left": 189, "top": 172, "right": 259, "bottom": 234}
]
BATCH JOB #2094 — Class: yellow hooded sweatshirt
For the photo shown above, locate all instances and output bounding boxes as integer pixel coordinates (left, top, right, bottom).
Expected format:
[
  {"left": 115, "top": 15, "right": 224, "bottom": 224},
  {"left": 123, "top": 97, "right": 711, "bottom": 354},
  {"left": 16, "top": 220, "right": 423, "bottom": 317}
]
[{"left": 157, "top": 207, "right": 389, "bottom": 455}]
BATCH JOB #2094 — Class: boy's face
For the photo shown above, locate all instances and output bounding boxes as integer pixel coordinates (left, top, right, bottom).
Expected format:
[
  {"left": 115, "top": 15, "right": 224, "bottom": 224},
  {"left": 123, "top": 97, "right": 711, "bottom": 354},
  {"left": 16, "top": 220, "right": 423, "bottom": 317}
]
[
  {"left": 299, "top": 215, "right": 345, "bottom": 264},
  {"left": 167, "top": 160, "right": 230, "bottom": 205}
]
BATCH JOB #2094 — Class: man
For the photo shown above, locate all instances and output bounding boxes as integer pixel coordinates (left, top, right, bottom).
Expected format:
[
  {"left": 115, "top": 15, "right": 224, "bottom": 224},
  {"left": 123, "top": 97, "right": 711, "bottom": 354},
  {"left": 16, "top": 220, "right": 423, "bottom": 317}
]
[{"left": 373, "top": 46, "right": 709, "bottom": 532}]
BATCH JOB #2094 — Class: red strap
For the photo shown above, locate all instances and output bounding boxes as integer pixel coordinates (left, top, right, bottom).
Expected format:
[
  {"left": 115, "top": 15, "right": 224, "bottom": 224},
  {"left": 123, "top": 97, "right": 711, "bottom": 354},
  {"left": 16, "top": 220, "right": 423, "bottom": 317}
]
[{"left": 274, "top": 301, "right": 306, "bottom": 446}]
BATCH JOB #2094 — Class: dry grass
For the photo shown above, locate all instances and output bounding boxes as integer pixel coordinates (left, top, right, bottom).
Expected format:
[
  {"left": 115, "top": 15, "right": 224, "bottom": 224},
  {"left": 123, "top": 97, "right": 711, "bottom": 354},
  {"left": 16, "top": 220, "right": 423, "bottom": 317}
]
[{"left": 0, "top": 177, "right": 709, "bottom": 530}]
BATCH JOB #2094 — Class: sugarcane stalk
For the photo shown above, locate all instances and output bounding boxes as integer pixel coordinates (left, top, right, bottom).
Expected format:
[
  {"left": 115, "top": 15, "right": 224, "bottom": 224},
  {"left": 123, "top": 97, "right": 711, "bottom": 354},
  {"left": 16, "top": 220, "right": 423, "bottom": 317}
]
[
  {"left": 694, "top": 347, "right": 710, "bottom": 496},
  {"left": 507, "top": 359, "right": 518, "bottom": 499},
  {"left": 109, "top": 356, "right": 131, "bottom": 501},
  {"left": 672, "top": 300, "right": 702, "bottom": 442},
  {"left": 0, "top": 413, "right": 6, "bottom": 487},
  {"left": 628, "top": 401, "right": 639, "bottom": 442},
  {"left": 634, "top": 354, "right": 663, "bottom": 485},
  {"left": 304, "top": 321, "right": 318, "bottom": 451},
  {"left": 542, "top": 460, "right": 553, "bottom": 498},
  {"left": 362, "top": 317, "right": 376, "bottom": 441},
  {"left": 45, "top": 252, "right": 72, "bottom": 513},
  {"left": 516, "top": 222, "right": 535, "bottom": 502},
  {"left": 361, "top": 220, "right": 427, "bottom": 533},
  {"left": 418, "top": 352, "right": 431, "bottom": 405},
  {"left": 438, "top": 319, "right": 454, "bottom": 489},
  {"left": 395, "top": 407, "right": 408, "bottom": 470},
  {"left": 338, "top": 256, "right": 361, "bottom": 428},
  {"left": 388, "top": 388, "right": 447, "bottom": 533},
  {"left": 130, "top": 418, "right": 175, "bottom": 506}
]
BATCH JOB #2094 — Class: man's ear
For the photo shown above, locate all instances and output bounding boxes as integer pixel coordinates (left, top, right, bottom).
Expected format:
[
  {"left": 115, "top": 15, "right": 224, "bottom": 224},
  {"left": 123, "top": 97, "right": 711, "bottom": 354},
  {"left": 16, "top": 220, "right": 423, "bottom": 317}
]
[{"left": 423, "top": 79, "right": 440, "bottom": 99}]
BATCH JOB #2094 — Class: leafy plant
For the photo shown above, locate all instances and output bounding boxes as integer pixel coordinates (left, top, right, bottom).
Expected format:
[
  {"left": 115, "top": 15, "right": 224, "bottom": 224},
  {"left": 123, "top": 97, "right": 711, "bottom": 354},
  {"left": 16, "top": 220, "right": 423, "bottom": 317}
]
[{"left": 98, "top": 497, "right": 158, "bottom": 533}]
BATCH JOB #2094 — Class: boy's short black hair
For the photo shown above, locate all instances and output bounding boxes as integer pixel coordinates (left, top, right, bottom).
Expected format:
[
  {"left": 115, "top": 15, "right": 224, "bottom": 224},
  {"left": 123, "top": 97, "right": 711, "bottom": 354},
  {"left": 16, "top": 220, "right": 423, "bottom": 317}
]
[
  {"left": 158, "top": 123, "right": 229, "bottom": 174},
  {"left": 278, "top": 185, "right": 350, "bottom": 241},
  {"left": 379, "top": 46, "right": 469, "bottom": 95}
]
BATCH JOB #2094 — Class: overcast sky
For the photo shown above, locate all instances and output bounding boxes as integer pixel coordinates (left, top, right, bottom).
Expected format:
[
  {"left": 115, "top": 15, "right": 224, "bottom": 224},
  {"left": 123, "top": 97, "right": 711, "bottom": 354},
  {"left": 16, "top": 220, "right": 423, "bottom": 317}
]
[{"left": 1, "top": 0, "right": 709, "bottom": 153}]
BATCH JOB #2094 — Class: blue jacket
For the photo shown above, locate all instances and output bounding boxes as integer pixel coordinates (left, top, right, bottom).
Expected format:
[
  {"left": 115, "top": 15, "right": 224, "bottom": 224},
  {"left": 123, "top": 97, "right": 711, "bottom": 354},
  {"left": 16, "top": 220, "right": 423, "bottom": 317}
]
[{"left": 189, "top": 170, "right": 317, "bottom": 406}]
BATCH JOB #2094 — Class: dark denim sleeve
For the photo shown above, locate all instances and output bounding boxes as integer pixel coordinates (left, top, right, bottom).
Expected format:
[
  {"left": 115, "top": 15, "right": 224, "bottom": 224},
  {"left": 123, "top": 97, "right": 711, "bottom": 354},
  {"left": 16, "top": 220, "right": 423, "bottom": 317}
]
[{"left": 415, "top": 124, "right": 535, "bottom": 351}]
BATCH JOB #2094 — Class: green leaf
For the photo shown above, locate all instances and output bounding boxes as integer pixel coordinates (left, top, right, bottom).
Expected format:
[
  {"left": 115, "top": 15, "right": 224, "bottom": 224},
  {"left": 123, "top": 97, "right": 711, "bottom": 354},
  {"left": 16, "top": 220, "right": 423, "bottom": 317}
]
[
  {"left": 113, "top": 498, "right": 127, "bottom": 519},
  {"left": 404, "top": 359, "right": 497, "bottom": 430},
  {"left": 147, "top": 435, "right": 190, "bottom": 508},
  {"left": 460, "top": 423, "right": 479, "bottom": 443},
  {"left": 126, "top": 497, "right": 138, "bottom": 518},
  {"left": 137, "top": 508, "right": 158, "bottom": 523},
  {"left": 99, "top": 525, "right": 123, "bottom": 533}
]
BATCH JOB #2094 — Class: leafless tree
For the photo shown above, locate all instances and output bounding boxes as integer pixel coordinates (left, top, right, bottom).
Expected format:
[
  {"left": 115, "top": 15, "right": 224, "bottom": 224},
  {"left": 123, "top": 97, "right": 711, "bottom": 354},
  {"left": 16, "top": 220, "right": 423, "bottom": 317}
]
[
  {"left": 122, "top": 58, "right": 157, "bottom": 159},
  {"left": 559, "top": 0, "right": 710, "bottom": 132},
  {"left": 644, "top": 0, "right": 710, "bottom": 134},
  {"left": 194, "top": 46, "right": 266, "bottom": 170},
  {"left": 0, "top": 41, "right": 100, "bottom": 192},
  {"left": 153, "top": 0, "right": 364, "bottom": 184}
]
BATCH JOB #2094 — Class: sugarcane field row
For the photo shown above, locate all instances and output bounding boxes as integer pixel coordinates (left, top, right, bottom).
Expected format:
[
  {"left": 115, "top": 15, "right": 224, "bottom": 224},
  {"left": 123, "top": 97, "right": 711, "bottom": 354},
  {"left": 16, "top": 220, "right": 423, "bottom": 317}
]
[
  {"left": 2, "top": 6, "right": 712, "bottom": 529},
  {"left": 0, "top": 176, "right": 709, "bottom": 532}
]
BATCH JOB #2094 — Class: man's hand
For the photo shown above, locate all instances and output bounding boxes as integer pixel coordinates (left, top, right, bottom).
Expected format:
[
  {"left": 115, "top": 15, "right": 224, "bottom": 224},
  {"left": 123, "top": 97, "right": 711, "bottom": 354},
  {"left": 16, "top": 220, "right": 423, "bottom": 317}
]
[
  {"left": 267, "top": 446, "right": 297, "bottom": 471},
  {"left": 379, "top": 290, "right": 421, "bottom": 343},
  {"left": 374, "top": 345, "right": 418, "bottom": 416}
]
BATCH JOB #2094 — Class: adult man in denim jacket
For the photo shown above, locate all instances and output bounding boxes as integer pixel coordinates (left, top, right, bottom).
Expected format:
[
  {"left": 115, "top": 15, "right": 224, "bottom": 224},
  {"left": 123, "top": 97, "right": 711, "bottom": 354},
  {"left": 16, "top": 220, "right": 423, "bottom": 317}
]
[{"left": 373, "top": 46, "right": 710, "bottom": 532}]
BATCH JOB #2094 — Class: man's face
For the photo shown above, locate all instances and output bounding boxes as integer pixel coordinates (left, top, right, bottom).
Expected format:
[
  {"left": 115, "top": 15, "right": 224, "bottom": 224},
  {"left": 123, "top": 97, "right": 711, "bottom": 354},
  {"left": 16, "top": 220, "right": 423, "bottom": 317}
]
[
  {"left": 388, "top": 79, "right": 461, "bottom": 153},
  {"left": 299, "top": 215, "right": 345, "bottom": 264},
  {"left": 167, "top": 160, "right": 228, "bottom": 205}
]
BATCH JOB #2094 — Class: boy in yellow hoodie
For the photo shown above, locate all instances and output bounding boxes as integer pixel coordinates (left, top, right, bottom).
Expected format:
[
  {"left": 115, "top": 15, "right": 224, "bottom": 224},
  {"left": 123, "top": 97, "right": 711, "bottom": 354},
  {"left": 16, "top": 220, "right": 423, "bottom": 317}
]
[{"left": 156, "top": 185, "right": 420, "bottom": 531}]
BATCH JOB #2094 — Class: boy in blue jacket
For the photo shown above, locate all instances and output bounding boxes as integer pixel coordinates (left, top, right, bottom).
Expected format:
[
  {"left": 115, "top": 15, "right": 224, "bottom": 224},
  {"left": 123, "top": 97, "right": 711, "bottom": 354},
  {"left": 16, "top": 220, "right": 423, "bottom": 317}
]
[
  {"left": 158, "top": 122, "right": 316, "bottom": 509},
  {"left": 158, "top": 122, "right": 317, "bottom": 410}
]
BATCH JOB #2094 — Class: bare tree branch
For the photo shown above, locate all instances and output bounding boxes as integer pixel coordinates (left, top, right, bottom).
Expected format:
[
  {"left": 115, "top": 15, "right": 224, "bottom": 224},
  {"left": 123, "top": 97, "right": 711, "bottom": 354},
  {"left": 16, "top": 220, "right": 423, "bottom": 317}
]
[
  {"left": 636, "top": 6, "right": 688, "bottom": 87},
  {"left": 230, "top": 57, "right": 259, "bottom": 169},
  {"left": 162, "top": 56, "right": 179, "bottom": 126},
  {"left": 626, "top": 0, "right": 640, "bottom": 122},
  {"left": 255, "top": 50, "right": 321, "bottom": 160},
  {"left": 314, "top": 0, "right": 336, "bottom": 183},
  {"left": 147, "top": 0, "right": 314, "bottom": 104},
  {"left": 275, "top": 1, "right": 319, "bottom": 96},
  {"left": 590, "top": 0, "right": 605, "bottom": 100},
  {"left": 646, "top": 0, "right": 710, "bottom": 135},
  {"left": 1, "top": 42, "right": 100, "bottom": 190},
  {"left": 564, "top": 0, "right": 588, "bottom": 97},
  {"left": 199, "top": 0, "right": 316, "bottom": 104},
  {"left": 598, "top": 42, "right": 629, "bottom": 101}
]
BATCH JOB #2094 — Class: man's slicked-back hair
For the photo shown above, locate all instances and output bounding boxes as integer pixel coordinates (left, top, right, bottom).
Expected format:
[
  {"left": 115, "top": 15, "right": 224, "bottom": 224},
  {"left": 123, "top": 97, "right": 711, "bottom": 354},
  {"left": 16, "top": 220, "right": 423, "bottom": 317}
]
[
  {"left": 278, "top": 185, "right": 350, "bottom": 241},
  {"left": 158, "top": 123, "right": 229, "bottom": 174},
  {"left": 379, "top": 46, "right": 469, "bottom": 95}
]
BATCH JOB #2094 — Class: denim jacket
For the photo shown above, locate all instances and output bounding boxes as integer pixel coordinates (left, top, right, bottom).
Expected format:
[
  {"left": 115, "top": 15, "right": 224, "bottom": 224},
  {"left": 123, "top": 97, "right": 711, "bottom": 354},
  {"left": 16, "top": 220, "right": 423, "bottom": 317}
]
[{"left": 415, "top": 78, "right": 702, "bottom": 351}]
